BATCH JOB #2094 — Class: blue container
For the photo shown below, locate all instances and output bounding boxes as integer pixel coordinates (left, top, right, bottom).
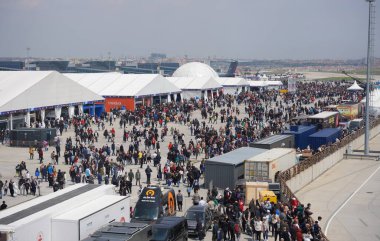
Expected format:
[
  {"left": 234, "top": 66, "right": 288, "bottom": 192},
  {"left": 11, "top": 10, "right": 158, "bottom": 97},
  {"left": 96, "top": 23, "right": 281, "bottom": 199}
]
[
  {"left": 283, "top": 125, "right": 317, "bottom": 149},
  {"left": 307, "top": 128, "right": 342, "bottom": 151}
]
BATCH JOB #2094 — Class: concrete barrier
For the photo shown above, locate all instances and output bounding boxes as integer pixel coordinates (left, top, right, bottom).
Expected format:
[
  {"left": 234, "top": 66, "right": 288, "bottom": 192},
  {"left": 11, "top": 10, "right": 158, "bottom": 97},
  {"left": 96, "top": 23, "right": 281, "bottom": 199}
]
[{"left": 287, "top": 124, "right": 380, "bottom": 193}]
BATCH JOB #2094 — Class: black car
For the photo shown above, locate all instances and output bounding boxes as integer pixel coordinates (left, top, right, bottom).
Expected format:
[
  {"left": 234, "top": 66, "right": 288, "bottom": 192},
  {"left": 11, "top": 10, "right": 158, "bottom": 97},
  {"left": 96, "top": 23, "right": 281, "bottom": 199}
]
[
  {"left": 151, "top": 216, "right": 188, "bottom": 241},
  {"left": 184, "top": 205, "right": 213, "bottom": 237}
]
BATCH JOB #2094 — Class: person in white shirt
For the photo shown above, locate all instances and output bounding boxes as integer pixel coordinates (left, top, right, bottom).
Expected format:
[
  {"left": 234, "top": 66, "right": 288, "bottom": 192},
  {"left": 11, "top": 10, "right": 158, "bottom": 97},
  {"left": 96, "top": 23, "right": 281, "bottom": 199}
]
[{"left": 199, "top": 197, "right": 207, "bottom": 206}]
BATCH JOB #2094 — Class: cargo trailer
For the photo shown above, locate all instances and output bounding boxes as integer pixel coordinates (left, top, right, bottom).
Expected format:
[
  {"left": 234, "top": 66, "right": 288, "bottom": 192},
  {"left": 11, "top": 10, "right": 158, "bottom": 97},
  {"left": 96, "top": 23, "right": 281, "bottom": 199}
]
[
  {"left": 52, "top": 195, "right": 130, "bottom": 241},
  {"left": 307, "top": 128, "right": 342, "bottom": 151},
  {"left": 0, "top": 184, "right": 116, "bottom": 241},
  {"left": 205, "top": 147, "right": 267, "bottom": 189},
  {"left": 244, "top": 148, "right": 296, "bottom": 182}
]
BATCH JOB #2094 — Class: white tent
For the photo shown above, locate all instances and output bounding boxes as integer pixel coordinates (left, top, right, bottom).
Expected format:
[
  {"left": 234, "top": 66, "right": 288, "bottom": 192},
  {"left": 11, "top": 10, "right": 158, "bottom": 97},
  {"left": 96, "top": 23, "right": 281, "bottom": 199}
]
[
  {"left": 167, "top": 77, "right": 222, "bottom": 100},
  {"left": 0, "top": 71, "right": 104, "bottom": 114},
  {"left": 216, "top": 77, "right": 249, "bottom": 95},
  {"left": 347, "top": 81, "right": 363, "bottom": 91},
  {"left": 248, "top": 80, "right": 269, "bottom": 87},
  {"left": 64, "top": 73, "right": 181, "bottom": 97}
]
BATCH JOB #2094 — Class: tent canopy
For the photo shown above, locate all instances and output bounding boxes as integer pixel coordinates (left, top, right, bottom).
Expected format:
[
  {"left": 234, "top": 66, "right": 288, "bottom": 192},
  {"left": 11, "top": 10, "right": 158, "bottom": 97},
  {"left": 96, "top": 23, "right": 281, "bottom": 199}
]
[
  {"left": 167, "top": 77, "right": 222, "bottom": 90},
  {"left": 65, "top": 73, "right": 181, "bottom": 97},
  {"left": 0, "top": 71, "right": 104, "bottom": 114},
  {"left": 248, "top": 80, "right": 269, "bottom": 87},
  {"left": 216, "top": 77, "right": 249, "bottom": 87},
  {"left": 347, "top": 81, "right": 363, "bottom": 91}
]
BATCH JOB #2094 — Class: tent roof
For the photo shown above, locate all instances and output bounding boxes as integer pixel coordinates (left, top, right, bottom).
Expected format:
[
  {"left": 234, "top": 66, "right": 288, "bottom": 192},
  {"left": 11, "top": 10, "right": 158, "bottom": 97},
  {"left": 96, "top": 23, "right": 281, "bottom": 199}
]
[
  {"left": 167, "top": 77, "right": 222, "bottom": 90},
  {"left": 65, "top": 73, "right": 181, "bottom": 97},
  {"left": 216, "top": 77, "right": 249, "bottom": 87},
  {"left": 267, "top": 80, "right": 283, "bottom": 86},
  {"left": 172, "top": 62, "right": 219, "bottom": 78},
  {"left": 347, "top": 81, "right": 363, "bottom": 91},
  {"left": 248, "top": 80, "right": 269, "bottom": 87},
  {"left": 0, "top": 71, "right": 104, "bottom": 114}
]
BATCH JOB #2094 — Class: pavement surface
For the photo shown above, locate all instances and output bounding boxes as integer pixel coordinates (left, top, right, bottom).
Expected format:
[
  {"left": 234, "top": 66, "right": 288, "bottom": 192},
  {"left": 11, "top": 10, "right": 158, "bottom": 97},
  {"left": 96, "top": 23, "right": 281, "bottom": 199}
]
[
  {"left": 0, "top": 96, "right": 346, "bottom": 241},
  {"left": 0, "top": 102, "right": 257, "bottom": 241},
  {"left": 296, "top": 132, "right": 380, "bottom": 241}
]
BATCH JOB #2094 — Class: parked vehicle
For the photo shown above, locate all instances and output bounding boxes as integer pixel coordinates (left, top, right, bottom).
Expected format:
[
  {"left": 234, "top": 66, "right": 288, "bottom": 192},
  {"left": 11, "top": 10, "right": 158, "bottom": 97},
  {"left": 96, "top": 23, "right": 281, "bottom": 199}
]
[
  {"left": 184, "top": 205, "right": 213, "bottom": 237},
  {"left": 151, "top": 216, "right": 188, "bottom": 241},
  {"left": 349, "top": 118, "right": 364, "bottom": 131},
  {"left": 132, "top": 186, "right": 176, "bottom": 224}
]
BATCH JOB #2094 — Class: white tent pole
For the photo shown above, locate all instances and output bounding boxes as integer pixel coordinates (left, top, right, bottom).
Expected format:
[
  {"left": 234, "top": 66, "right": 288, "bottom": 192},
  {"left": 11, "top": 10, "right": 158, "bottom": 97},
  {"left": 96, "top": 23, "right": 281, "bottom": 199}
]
[
  {"left": 26, "top": 111, "right": 31, "bottom": 128},
  {"left": 9, "top": 113, "right": 13, "bottom": 130},
  {"left": 40, "top": 109, "right": 45, "bottom": 123}
]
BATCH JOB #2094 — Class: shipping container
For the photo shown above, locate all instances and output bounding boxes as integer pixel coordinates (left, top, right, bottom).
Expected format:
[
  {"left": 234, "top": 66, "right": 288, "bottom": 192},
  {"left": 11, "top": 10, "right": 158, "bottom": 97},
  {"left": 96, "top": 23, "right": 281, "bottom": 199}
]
[
  {"left": 283, "top": 125, "right": 317, "bottom": 149},
  {"left": 244, "top": 148, "right": 296, "bottom": 182},
  {"left": 307, "top": 128, "right": 342, "bottom": 151},
  {"left": 249, "top": 134, "right": 294, "bottom": 149},
  {"left": 52, "top": 195, "right": 130, "bottom": 241},
  {"left": 205, "top": 147, "right": 267, "bottom": 189}
]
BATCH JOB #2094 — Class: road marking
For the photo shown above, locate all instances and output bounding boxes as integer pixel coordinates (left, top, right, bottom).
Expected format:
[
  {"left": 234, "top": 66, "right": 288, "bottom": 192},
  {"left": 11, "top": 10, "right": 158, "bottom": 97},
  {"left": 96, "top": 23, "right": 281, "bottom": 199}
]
[
  {"left": 325, "top": 164, "right": 380, "bottom": 235},
  {"left": 359, "top": 218, "right": 368, "bottom": 227}
]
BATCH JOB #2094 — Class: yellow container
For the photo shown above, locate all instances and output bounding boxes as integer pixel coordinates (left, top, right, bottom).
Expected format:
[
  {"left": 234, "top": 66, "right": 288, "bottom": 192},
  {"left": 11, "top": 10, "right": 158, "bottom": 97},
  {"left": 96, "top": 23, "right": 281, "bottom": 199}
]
[{"left": 259, "top": 190, "right": 277, "bottom": 204}]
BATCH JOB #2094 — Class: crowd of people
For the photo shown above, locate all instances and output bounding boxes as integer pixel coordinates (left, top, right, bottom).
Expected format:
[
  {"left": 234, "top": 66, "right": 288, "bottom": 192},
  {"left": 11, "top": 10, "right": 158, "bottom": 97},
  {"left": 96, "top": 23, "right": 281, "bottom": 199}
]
[
  {"left": 188, "top": 184, "right": 323, "bottom": 241},
  {"left": 1, "top": 80, "right": 356, "bottom": 241}
]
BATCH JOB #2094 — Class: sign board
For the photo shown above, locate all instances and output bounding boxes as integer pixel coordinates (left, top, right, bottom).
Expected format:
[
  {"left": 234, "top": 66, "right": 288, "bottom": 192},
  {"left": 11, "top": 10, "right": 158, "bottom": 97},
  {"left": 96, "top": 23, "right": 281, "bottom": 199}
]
[{"left": 288, "top": 78, "right": 297, "bottom": 93}]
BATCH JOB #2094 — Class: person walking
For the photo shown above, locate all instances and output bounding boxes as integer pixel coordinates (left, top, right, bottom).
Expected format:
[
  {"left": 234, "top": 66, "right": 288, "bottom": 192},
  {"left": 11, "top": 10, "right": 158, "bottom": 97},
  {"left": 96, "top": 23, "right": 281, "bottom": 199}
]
[
  {"left": 135, "top": 169, "right": 141, "bottom": 186},
  {"left": 0, "top": 180, "right": 3, "bottom": 199},
  {"left": 9, "top": 180, "right": 14, "bottom": 197},
  {"left": 192, "top": 189, "right": 200, "bottom": 205},
  {"left": 145, "top": 165, "right": 152, "bottom": 185},
  {"left": 127, "top": 169, "right": 134, "bottom": 183},
  {"left": 177, "top": 190, "right": 183, "bottom": 211}
]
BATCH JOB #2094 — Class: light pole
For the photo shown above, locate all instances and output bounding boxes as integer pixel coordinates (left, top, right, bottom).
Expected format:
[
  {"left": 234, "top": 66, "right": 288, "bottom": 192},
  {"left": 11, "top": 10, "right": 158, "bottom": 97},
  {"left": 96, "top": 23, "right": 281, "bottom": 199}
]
[
  {"left": 364, "top": 0, "right": 375, "bottom": 155},
  {"left": 108, "top": 51, "right": 111, "bottom": 72},
  {"left": 26, "top": 47, "right": 30, "bottom": 70}
]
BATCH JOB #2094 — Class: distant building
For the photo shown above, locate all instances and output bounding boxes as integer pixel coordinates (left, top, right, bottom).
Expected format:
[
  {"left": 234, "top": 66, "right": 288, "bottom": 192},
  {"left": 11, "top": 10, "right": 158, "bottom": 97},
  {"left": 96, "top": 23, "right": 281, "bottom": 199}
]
[
  {"left": 30, "top": 60, "right": 69, "bottom": 72},
  {"left": 122, "top": 62, "right": 179, "bottom": 76},
  {"left": 0, "top": 61, "right": 25, "bottom": 71}
]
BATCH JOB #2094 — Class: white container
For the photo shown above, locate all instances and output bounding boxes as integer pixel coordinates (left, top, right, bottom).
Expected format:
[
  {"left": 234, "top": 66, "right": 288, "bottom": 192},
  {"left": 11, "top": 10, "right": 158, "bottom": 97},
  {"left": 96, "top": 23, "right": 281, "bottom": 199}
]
[
  {"left": 0, "top": 184, "right": 118, "bottom": 241},
  {"left": 52, "top": 195, "right": 130, "bottom": 241},
  {"left": 245, "top": 148, "right": 296, "bottom": 182}
]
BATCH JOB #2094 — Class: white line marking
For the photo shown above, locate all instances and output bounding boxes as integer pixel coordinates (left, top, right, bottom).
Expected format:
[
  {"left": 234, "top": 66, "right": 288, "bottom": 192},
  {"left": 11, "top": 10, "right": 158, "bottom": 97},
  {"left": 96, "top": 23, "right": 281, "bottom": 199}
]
[{"left": 325, "top": 164, "right": 380, "bottom": 235}]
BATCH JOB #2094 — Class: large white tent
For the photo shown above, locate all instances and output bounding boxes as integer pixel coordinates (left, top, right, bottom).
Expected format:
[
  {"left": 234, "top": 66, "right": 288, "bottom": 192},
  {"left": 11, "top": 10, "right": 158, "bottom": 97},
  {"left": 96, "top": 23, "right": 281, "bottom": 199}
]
[
  {"left": 167, "top": 77, "right": 222, "bottom": 100},
  {"left": 0, "top": 71, "right": 103, "bottom": 115},
  {"left": 216, "top": 77, "right": 249, "bottom": 95},
  {"left": 65, "top": 73, "right": 181, "bottom": 111},
  {"left": 65, "top": 73, "right": 181, "bottom": 97}
]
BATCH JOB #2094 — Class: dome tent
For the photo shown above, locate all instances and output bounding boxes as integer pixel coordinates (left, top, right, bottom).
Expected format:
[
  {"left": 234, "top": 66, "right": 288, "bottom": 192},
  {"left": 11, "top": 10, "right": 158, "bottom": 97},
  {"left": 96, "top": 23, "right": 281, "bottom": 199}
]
[{"left": 172, "top": 62, "right": 219, "bottom": 78}]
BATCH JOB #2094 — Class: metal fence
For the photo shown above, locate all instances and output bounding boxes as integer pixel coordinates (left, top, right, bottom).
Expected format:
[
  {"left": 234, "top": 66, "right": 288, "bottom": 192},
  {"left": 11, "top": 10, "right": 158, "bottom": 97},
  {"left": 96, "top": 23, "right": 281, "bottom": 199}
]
[{"left": 278, "top": 117, "right": 380, "bottom": 241}]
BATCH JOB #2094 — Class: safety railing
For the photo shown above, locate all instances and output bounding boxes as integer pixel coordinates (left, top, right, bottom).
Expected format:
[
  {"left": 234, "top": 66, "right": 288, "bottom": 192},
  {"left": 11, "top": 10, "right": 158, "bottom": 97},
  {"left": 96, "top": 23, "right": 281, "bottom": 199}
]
[{"left": 278, "top": 117, "right": 380, "bottom": 241}]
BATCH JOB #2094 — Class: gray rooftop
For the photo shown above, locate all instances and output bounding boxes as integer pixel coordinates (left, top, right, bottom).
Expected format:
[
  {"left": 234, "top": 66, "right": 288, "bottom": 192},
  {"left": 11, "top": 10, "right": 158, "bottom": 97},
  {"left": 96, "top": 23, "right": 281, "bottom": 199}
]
[
  {"left": 206, "top": 147, "right": 267, "bottom": 166},
  {"left": 254, "top": 134, "right": 293, "bottom": 144}
]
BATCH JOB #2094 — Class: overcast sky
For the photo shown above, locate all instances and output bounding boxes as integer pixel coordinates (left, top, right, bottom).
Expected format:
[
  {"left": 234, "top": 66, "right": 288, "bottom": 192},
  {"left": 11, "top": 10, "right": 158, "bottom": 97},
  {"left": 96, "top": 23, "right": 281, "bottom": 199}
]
[{"left": 0, "top": 0, "right": 379, "bottom": 60}]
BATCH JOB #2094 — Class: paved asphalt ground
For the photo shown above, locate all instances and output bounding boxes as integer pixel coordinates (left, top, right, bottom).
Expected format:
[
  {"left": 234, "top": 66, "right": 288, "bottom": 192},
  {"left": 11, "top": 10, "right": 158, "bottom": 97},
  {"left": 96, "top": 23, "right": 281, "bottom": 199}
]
[
  {"left": 296, "top": 133, "right": 380, "bottom": 241},
  {"left": 0, "top": 103, "right": 256, "bottom": 241},
  {"left": 2, "top": 98, "right": 376, "bottom": 241}
]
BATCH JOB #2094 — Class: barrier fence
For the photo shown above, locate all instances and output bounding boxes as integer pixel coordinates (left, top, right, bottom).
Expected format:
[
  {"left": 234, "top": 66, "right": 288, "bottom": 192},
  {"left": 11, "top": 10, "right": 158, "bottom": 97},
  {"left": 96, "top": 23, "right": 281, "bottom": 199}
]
[{"left": 278, "top": 117, "right": 380, "bottom": 241}]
